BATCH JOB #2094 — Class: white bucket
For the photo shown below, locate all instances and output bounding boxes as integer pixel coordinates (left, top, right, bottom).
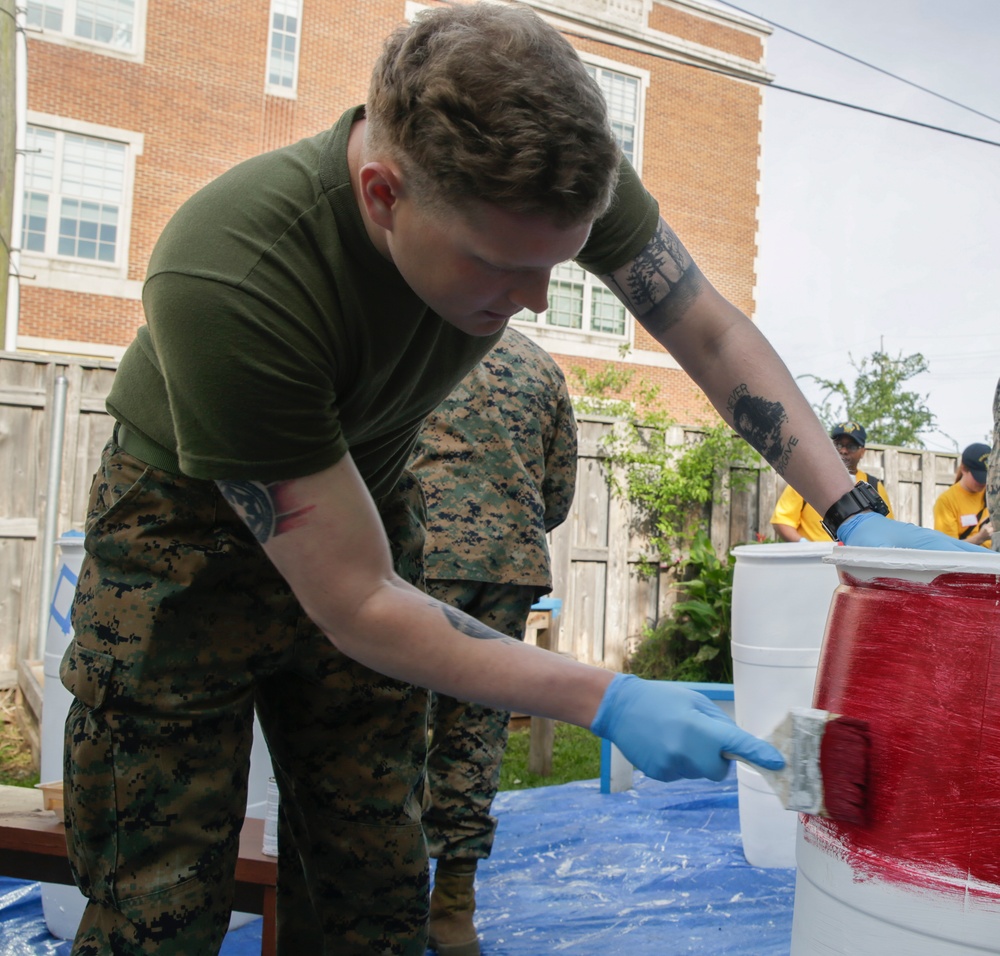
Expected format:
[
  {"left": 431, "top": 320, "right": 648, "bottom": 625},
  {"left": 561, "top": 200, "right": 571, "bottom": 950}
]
[
  {"left": 790, "top": 546, "right": 1000, "bottom": 954},
  {"left": 39, "top": 532, "right": 88, "bottom": 941},
  {"left": 38, "top": 532, "right": 274, "bottom": 938},
  {"left": 729, "top": 542, "right": 839, "bottom": 868}
]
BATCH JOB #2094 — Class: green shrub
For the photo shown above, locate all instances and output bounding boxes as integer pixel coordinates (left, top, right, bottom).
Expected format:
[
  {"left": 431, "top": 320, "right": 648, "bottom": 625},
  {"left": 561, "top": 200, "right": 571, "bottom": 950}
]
[{"left": 626, "top": 530, "right": 735, "bottom": 684}]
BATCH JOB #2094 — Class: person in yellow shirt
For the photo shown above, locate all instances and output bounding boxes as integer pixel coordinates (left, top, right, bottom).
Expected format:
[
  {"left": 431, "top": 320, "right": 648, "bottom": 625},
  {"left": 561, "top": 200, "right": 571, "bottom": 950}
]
[
  {"left": 934, "top": 442, "right": 993, "bottom": 548},
  {"left": 771, "top": 422, "right": 894, "bottom": 542}
]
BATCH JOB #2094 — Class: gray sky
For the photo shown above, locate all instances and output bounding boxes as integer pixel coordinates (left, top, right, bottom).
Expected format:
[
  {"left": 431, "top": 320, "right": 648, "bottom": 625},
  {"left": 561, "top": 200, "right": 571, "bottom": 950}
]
[{"left": 703, "top": 0, "right": 1000, "bottom": 452}]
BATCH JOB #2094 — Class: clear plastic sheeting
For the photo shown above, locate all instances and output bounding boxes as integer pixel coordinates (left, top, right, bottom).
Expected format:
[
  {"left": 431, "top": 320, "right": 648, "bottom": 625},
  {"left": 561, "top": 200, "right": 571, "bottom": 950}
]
[
  {"left": 478, "top": 771, "right": 795, "bottom": 954},
  {"left": 1, "top": 769, "right": 795, "bottom": 955}
]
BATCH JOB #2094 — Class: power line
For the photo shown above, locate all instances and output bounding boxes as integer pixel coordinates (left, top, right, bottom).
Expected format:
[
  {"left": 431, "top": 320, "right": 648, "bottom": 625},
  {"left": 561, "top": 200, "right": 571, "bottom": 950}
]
[
  {"left": 712, "top": 0, "right": 1000, "bottom": 127},
  {"left": 766, "top": 86, "right": 1000, "bottom": 147},
  {"left": 556, "top": 18, "right": 1000, "bottom": 149}
]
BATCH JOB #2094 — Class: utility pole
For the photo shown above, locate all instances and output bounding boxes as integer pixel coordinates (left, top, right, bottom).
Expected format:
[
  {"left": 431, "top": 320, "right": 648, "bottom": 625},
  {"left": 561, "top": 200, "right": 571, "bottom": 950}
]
[{"left": 0, "top": 0, "right": 16, "bottom": 336}]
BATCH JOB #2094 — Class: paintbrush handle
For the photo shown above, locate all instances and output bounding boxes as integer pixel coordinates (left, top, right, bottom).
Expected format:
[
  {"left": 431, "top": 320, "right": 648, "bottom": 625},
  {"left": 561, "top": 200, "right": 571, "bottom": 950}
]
[{"left": 722, "top": 750, "right": 769, "bottom": 771}]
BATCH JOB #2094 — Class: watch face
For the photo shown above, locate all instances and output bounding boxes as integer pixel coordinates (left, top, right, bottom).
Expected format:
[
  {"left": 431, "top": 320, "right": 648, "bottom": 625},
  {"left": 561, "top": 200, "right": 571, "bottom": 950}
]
[{"left": 857, "top": 481, "right": 890, "bottom": 516}]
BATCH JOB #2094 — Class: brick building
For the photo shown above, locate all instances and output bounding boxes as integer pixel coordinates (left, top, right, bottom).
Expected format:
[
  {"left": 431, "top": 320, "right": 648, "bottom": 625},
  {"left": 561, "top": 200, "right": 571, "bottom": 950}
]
[{"left": 13, "top": 0, "right": 771, "bottom": 423}]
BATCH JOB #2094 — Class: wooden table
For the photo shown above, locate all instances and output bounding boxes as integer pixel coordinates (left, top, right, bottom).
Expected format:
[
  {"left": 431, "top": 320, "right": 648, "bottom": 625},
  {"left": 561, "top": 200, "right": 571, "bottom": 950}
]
[{"left": 0, "top": 786, "right": 276, "bottom": 955}]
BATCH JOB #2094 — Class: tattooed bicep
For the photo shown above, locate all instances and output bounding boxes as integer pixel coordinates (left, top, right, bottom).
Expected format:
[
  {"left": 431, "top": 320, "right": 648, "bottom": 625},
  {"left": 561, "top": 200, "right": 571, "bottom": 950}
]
[
  {"left": 599, "top": 217, "right": 702, "bottom": 337},
  {"left": 216, "top": 478, "right": 315, "bottom": 544}
]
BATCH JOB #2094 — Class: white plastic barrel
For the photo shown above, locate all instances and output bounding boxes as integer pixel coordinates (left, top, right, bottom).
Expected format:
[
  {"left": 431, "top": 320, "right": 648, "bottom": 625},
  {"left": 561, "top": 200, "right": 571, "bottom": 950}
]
[
  {"left": 39, "top": 532, "right": 88, "bottom": 940},
  {"left": 729, "top": 541, "right": 839, "bottom": 868},
  {"left": 38, "top": 531, "right": 274, "bottom": 938},
  {"left": 791, "top": 546, "right": 1000, "bottom": 954}
]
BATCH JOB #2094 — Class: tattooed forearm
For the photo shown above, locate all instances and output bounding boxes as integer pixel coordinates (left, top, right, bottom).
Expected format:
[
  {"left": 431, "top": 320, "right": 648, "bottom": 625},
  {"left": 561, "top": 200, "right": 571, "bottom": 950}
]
[
  {"left": 727, "top": 385, "right": 799, "bottom": 475},
  {"left": 438, "top": 603, "right": 519, "bottom": 644},
  {"left": 216, "top": 479, "right": 315, "bottom": 544},
  {"left": 601, "top": 218, "right": 702, "bottom": 336}
]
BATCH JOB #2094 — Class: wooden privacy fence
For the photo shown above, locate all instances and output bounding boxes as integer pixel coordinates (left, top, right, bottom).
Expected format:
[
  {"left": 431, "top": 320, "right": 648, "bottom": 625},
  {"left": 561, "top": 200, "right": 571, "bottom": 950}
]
[
  {"left": 0, "top": 352, "right": 966, "bottom": 696},
  {"left": 543, "top": 417, "right": 964, "bottom": 672},
  {"left": 0, "top": 352, "right": 117, "bottom": 694}
]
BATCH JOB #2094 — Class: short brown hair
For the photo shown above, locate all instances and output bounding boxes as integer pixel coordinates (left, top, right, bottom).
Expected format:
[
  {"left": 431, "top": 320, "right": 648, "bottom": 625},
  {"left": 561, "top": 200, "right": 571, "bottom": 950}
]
[{"left": 366, "top": 2, "right": 620, "bottom": 225}]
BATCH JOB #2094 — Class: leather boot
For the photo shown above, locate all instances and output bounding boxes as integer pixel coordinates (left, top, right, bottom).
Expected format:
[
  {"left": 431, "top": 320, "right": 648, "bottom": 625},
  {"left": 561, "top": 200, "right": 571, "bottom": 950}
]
[{"left": 428, "top": 859, "right": 480, "bottom": 956}]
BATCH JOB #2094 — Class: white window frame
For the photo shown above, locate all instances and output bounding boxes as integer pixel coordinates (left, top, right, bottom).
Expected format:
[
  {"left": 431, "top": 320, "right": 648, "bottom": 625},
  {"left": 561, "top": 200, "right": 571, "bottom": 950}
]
[
  {"left": 265, "top": 0, "right": 302, "bottom": 98},
  {"left": 513, "top": 54, "right": 649, "bottom": 354},
  {"left": 25, "top": 0, "right": 147, "bottom": 63},
  {"left": 22, "top": 112, "right": 144, "bottom": 300}
]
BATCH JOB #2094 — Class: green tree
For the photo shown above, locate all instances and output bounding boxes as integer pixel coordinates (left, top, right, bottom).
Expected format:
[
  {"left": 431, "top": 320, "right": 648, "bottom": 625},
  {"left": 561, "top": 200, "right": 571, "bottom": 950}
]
[{"left": 800, "top": 349, "right": 936, "bottom": 447}]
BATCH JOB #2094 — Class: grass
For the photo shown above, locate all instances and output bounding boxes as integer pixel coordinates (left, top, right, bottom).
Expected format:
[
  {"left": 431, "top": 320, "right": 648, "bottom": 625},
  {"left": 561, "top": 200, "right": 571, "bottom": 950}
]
[
  {"left": 0, "top": 696, "right": 601, "bottom": 794},
  {"left": 0, "top": 689, "right": 39, "bottom": 788},
  {"left": 498, "top": 721, "right": 601, "bottom": 791}
]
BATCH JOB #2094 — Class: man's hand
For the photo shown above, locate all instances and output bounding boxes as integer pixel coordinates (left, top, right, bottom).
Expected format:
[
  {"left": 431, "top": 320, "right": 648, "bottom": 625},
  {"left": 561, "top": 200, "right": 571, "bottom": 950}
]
[
  {"left": 838, "top": 511, "right": 988, "bottom": 553},
  {"left": 970, "top": 521, "right": 994, "bottom": 547},
  {"left": 590, "top": 673, "right": 784, "bottom": 782},
  {"left": 772, "top": 522, "right": 802, "bottom": 543}
]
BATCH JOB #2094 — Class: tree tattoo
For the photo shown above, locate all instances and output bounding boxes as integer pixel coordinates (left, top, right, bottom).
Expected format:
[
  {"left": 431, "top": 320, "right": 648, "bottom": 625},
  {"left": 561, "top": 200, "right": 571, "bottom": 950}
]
[
  {"left": 601, "top": 218, "right": 701, "bottom": 335},
  {"left": 216, "top": 479, "right": 315, "bottom": 543},
  {"left": 727, "top": 385, "right": 798, "bottom": 474}
]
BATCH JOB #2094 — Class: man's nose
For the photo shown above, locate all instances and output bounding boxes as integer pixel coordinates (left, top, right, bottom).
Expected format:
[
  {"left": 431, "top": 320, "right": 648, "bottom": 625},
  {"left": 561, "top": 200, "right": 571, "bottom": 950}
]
[{"left": 509, "top": 272, "right": 550, "bottom": 315}]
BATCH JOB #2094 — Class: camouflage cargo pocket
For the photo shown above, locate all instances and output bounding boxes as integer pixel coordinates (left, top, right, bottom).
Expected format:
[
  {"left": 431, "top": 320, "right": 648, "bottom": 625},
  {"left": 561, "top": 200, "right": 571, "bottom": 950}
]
[{"left": 61, "top": 644, "right": 118, "bottom": 902}]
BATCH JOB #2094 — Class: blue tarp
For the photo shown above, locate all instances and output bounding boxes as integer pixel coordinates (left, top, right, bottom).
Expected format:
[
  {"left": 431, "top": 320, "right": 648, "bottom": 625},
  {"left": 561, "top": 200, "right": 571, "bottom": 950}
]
[{"left": 1, "top": 768, "right": 795, "bottom": 955}]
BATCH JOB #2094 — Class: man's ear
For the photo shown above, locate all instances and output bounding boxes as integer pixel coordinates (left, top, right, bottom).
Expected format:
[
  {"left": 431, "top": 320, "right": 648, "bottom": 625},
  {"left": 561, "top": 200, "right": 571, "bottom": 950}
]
[{"left": 359, "top": 161, "right": 404, "bottom": 231}]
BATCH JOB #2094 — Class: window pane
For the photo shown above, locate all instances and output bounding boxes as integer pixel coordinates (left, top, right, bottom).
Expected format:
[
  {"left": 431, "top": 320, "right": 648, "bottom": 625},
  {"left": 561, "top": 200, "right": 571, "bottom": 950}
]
[
  {"left": 61, "top": 134, "right": 125, "bottom": 204},
  {"left": 25, "top": 127, "right": 57, "bottom": 192},
  {"left": 268, "top": 0, "right": 301, "bottom": 89},
  {"left": 23, "top": 128, "right": 57, "bottom": 252},
  {"left": 534, "top": 261, "right": 579, "bottom": 329},
  {"left": 25, "top": 125, "right": 128, "bottom": 264},
  {"left": 59, "top": 198, "right": 119, "bottom": 261},
  {"left": 601, "top": 72, "right": 639, "bottom": 125},
  {"left": 590, "top": 286, "right": 626, "bottom": 336},
  {"left": 546, "top": 291, "right": 583, "bottom": 329},
  {"left": 57, "top": 135, "right": 123, "bottom": 261},
  {"left": 23, "top": 193, "right": 50, "bottom": 252},
  {"left": 544, "top": 262, "right": 584, "bottom": 329},
  {"left": 611, "top": 121, "right": 635, "bottom": 162},
  {"left": 75, "top": 0, "right": 135, "bottom": 48},
  {"left": 27, "top": 0, "right": 65, "bottom": 31},
  {"left": 587, "top": 66, "right": 639, "bottom": 163}
]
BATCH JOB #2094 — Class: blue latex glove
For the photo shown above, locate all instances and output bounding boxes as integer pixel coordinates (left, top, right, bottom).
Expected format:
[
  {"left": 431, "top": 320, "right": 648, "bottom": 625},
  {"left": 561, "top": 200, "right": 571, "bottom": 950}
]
[
  {"left": 838, "top": 511, "right": 986, "bottom": 553},
  {"left": 590, "top": 674, "right": 785, "bottom": 783}
]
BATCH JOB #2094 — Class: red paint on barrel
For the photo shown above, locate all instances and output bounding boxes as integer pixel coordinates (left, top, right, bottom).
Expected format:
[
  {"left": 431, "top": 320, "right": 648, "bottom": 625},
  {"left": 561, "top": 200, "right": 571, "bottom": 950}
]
[{"left": 805, "top": 569, "right": 1000, "bottom": 898}]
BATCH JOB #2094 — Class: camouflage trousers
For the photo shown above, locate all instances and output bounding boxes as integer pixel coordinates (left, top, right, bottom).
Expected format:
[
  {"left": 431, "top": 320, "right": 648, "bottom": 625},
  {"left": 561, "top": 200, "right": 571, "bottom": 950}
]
[
  {"left": 422, "top": 579, "right": 538, "bottom": 861},
  {"left": 275, "top": 578, "right": 539, "bottom": 951},
  {"left": 62, "top": 436, "right": 430, "bottom": 955}
]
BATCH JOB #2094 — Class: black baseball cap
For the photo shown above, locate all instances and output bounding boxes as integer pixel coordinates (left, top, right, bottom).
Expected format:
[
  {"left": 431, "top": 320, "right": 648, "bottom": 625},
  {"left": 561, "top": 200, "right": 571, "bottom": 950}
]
[
  {"left": 961, "top": 443, "right": 990, "bottom": 483},
  {"left": 830, "top": 422, "right": 867, "bottom": 447}
]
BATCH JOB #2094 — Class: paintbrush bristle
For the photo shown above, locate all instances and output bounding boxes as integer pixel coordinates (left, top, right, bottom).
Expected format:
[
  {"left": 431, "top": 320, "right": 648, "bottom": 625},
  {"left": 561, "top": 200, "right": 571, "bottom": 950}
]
[
  {"left": 819, "top": 716, "right": 871, "bottom": 826},
  {"left": 736, "top": 707, "right": 873, "bottom": 826}
]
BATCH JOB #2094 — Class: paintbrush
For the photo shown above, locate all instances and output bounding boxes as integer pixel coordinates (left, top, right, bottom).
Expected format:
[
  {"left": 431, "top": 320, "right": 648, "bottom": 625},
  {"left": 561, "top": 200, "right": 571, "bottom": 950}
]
[{"left": 727, "top": 706, "right": 871, "bottom": 825}]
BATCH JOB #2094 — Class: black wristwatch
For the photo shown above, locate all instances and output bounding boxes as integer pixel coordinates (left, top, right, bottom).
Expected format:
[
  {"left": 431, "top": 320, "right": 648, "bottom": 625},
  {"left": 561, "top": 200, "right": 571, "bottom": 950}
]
[{"left": 821, "top": 480, "right": 890, "bottom": 539}]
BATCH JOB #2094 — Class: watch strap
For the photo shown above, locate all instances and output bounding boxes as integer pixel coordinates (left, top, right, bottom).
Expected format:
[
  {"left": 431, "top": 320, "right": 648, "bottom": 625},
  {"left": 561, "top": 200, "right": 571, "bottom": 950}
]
[{"left": 821, "top": 480, "right": 889, "bottom": 539}]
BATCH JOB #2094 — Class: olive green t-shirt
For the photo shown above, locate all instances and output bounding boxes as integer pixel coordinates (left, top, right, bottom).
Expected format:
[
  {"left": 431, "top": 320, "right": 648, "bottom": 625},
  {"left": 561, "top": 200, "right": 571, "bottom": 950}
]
[{"left": 107, "top": 106, "right": 659, "bottom": 500}]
